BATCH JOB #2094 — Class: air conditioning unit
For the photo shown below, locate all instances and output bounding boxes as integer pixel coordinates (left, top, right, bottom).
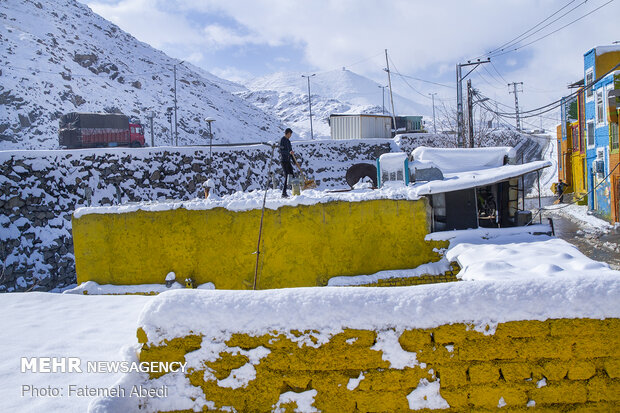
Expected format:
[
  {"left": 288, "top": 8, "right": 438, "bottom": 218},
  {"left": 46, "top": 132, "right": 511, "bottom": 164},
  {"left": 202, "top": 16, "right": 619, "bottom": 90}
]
[{"left": 593, "top": 159, "right": 604, "bottom": 175}]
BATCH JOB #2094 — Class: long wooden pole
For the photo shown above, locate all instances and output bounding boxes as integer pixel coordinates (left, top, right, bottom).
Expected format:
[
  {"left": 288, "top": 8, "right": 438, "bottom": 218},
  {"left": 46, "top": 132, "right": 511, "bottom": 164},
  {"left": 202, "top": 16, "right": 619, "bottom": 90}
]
[
  {"left": 253, "top": 144, "right": 277, "bottom": 290},
  {"left": 385, "top": 49, "right": 397, "bottom": 132}
]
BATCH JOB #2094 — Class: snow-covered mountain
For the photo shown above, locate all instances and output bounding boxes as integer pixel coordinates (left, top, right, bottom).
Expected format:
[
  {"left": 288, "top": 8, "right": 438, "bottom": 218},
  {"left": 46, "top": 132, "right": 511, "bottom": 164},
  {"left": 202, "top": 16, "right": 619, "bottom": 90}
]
[
  {"left": 0, "top": 0, "right": 286, "bottom": 150},
  {"left": 238, "top": 69, "right": 431, "bottom": 139}
]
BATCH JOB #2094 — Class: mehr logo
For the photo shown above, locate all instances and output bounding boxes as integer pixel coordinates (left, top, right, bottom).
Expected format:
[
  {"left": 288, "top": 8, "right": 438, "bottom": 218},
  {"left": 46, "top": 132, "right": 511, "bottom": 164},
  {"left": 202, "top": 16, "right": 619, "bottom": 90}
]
[{"left": 21, "top": 357, "right": 82, "bottom": 373}]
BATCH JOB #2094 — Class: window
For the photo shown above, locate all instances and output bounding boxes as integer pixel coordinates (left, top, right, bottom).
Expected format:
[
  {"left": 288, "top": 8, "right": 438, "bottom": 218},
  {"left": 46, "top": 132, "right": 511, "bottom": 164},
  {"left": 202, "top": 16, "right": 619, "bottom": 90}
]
[
  {"left": 596, "top": 90, "right": 604, "bottom": 124},
  {"left": 611, "top": 122, "right": 619, "bottom": 151},
  {"left": 585, "top": 70, "right": 594, "bottom": 99},
  {"left": 587, "top": 122, "right": 595, "bottom": 146}
]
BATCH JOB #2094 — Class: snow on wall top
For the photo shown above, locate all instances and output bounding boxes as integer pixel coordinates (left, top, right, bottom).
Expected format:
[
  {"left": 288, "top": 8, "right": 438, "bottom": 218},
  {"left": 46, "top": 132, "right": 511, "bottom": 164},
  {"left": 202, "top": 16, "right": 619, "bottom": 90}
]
[
  {"left": 72, "top": 159, "right": 550, "bottom": 217},
  {"left": 413, "top": 160, "right": 550, "bottom": 195},
  {"left": 72, "top": 187, "right": 424, "bottom": 219},
  {"left": 138, "top": 274, "right": 620, "bottom": 344},
  {"left": 411, "top": 146, "right": 516, "bottom": 174}
]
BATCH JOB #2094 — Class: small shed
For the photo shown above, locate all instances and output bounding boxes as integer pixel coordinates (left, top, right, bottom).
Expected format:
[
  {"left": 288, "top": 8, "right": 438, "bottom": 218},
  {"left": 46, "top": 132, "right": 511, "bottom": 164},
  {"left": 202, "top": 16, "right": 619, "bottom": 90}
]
[
  {"left": 395, "top": 116, "right": 423, "bottom": 132},
  {"left": 329, "top": 114, "right": 392, "bottom": 140}
]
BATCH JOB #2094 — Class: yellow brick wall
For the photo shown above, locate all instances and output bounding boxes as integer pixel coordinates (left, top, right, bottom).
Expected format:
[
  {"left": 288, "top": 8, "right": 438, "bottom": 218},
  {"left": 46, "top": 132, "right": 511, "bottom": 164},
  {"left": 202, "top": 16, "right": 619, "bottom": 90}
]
[
  {"left": 73, "top": 199, "right": 444, "bottom": 289},
  {"left": 348, "top": 261, "right": 461, "bottom": 287},
  {"left": 138, "top": 318, "right": 620, "bottom": 412}
]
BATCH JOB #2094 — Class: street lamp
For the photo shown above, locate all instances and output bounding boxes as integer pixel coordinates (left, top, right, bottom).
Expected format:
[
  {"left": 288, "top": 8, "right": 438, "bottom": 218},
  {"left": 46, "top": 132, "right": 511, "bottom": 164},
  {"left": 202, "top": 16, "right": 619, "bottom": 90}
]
[
  {"left": 205, "top": 117, "right": 215, "bottom": 173},
  {"left": 301, "top": 74, "right": 316, "bottom": 139},
  {"left": 165, "top": 107, "right": 173, "bottom": 145},
  {"left": 428, "top": 92, "right": 437, "bottom": 134}
]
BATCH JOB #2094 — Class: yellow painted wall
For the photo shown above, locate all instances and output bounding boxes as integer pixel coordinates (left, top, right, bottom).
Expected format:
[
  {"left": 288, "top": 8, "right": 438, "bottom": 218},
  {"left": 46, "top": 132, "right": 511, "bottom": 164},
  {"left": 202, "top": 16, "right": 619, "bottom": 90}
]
[
  {"left": 73, "top": 199, "right": 443, "bottom": 289},
  {"left": 138, "top": 318, "right": 620, "bottom": 412},
  {"left": 570, "top": 120, "right": 587, "bottom": 198},
  {"left": 595, "top": 50, "right": 620, "bottom": 76}
]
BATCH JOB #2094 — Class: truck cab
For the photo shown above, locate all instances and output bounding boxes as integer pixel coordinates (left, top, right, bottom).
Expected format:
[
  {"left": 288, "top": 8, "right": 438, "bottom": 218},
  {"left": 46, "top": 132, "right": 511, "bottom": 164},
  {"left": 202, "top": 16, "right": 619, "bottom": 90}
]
[{"left": 129, "top": 123, "right": 145, "bottom": 147}]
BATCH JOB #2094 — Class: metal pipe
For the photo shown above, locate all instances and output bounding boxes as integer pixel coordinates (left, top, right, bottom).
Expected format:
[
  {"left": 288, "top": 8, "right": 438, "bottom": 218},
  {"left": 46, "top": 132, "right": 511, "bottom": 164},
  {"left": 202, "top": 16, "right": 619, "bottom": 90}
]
[{"left": 537, "top": 170, "right": 542, "bottom": 224}]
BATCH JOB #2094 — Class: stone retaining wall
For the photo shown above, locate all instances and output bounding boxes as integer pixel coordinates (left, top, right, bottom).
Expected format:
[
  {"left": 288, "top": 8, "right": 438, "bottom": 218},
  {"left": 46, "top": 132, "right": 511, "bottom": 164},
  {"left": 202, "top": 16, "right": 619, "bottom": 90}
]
[{"left": 0, "top": 140, "right": 391, "bottom": 292}]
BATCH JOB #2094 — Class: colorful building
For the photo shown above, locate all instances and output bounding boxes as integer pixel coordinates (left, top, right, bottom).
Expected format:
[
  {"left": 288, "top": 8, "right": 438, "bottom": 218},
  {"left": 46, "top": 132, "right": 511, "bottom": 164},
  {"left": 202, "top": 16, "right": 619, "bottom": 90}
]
[
  {"left": 582, "top": 46, "right": 620, "bottom": 222},
  {"left": 609, "top": 73, "right": 620, "bottom": 222},
  {"left": 558, "top": 88, "right": 587, "bottom": 201}
]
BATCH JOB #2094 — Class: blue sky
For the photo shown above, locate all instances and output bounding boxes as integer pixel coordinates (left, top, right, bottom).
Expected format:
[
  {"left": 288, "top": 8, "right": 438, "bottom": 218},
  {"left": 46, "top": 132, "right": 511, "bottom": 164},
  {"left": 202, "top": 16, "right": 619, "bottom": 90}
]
[{"left": 86, "top": 0, "right": 619, "bottom": 127}]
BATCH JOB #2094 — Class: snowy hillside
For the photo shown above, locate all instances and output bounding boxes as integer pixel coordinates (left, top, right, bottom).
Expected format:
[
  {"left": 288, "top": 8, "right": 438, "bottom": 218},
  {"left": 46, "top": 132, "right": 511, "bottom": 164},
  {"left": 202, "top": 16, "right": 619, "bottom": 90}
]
[
  {"left": 239, "top": 69, "right": 431, "bottom": 140},
  {"left": 0, "top": 0, "right": 286, "bottom": 150}
]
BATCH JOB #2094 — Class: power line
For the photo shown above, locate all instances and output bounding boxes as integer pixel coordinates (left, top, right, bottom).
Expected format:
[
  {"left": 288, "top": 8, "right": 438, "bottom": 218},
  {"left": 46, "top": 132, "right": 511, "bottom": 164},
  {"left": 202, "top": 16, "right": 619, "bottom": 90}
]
[
  {"left": 391, "top": 72, "right": 455, "bottom": 89},
  {"left": 387, "top": 56, "right": 433, "bottom": 100},
  {"left": 475, "top": 91, "right": 560, "bottom": 122},
  {"left": 490, "top": 61, "right": 509, "bottom": 84},
  {"left": 478, "top": 0, "right": 584, "bottom": 59},
  {"left": 477, "top": 67, "right": 505, "bottom": 89},
  {"left": 481, "top": 62, "right": 620, "bottom": 118},
  {"left": 489, "top": 0, "right": 615, "bottom": 58}
]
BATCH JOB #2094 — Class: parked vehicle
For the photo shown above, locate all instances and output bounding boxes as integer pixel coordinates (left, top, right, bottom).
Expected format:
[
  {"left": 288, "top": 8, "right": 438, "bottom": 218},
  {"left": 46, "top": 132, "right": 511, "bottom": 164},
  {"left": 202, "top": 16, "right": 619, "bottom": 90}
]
[{"left": 59, "top": 112, "right": 145, "bottom": 148}]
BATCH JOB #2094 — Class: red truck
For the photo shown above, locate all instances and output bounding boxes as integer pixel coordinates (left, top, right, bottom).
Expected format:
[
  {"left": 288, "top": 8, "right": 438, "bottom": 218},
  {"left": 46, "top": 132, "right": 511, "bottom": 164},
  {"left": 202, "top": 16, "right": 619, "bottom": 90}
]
[{"left": 59, "top": 112, "right": 145, "bottom": 148}]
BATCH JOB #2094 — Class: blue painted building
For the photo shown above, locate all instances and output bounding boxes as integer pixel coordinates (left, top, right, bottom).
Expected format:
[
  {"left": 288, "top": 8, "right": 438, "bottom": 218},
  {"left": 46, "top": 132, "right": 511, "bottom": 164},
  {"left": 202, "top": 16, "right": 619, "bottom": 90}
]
[{"left": 582, "top": 46, "right": 620, "bottom": 220}]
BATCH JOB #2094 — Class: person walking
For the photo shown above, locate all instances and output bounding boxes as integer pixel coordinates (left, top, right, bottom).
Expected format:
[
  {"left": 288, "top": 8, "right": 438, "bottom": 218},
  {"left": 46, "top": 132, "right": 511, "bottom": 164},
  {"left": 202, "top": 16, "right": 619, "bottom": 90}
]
[
  {"left": 556, "top": 179, "right": 568, "bottom": 203},
  {"left": 279, "top": 128, "right": 295, "bottom": 198}
]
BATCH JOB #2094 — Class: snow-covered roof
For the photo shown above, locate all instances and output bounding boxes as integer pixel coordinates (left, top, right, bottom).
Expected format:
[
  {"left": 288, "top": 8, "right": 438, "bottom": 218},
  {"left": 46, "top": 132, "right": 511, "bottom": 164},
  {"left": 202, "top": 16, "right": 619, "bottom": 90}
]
[
  {"left": 595, "top": 45, "right": 620, "bottom": 56},
  {"left": 413, "top": 160, "right": 550, "bottom": 196},
  {"left": 330, "top": 113, "right": 392, "bottom": 118},
  {"left": 412, "top": 146, "right": 516, "bottom": 174}
]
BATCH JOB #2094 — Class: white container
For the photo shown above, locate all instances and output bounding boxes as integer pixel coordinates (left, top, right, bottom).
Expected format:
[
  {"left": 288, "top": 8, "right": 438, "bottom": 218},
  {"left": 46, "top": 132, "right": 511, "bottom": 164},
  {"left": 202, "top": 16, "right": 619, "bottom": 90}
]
[{"left": 330, "top": 114, "right": 392, "bottom": 140}]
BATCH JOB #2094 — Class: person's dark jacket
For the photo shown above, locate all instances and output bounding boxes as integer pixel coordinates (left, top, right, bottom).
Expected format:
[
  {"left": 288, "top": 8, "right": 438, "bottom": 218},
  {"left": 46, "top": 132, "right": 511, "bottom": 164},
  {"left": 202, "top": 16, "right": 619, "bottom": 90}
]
[
  {"left": 279, "top": 136, "right": 293, "bottom": 163},
  {"left": 557, "top": 181, "right": 567, "bottom": 195}
]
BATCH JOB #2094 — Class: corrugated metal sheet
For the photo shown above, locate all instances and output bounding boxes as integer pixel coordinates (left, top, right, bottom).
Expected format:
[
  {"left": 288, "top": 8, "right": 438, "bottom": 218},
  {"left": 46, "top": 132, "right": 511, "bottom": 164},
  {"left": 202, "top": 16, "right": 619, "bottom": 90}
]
[{"left": 330, "top": 115, "right": 391, "bottom": 139}]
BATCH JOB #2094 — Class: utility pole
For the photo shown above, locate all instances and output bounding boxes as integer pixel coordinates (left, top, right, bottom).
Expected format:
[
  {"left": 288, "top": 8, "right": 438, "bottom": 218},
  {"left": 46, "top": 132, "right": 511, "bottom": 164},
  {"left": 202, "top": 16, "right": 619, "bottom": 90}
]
[
  {"left": 301, "top": 74, "right": 316, "bottom": 140},
  {"left": 173, "top": 61, "right": 184, "bottom": 146},
  {"left": 205, "top": 117, "right": 215, "bottom": 174},
  {"left": 378, "top": 85, "right": 387, "bottom": 114},
  {"left": 146, "top": 111, "right": 155, "bottom": 147},
  {"left": 429, "top": 92, "right": 437, "bottom": 133},
  {"left": 165, "top": 108, "right": 173, "bottom": 145},
  {"left": 456, "top": 59, "right": 490, "bottom": 147},
  {"left": 467, "top": 80, "right": 474, "bottom": 148},
  {"left": 508, "top": 81, "right": 523, "bottom": 131},
  {"left": 495, "top": 101, "right": 499, "bottom": 129},
  {"left": 384, "top": 49, "right": 397, "bottom": 133}
]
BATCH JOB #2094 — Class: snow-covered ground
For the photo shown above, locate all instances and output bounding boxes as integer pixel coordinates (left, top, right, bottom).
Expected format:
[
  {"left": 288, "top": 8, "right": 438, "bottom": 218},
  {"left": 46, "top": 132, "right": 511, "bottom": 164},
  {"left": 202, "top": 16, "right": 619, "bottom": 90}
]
[
  {"left": 545, "top": 202, "right": 613, "bottom": 231},
  {"left": 1, "top": 226, "right": 618, "bottom": 413},
  {"left": 0, "top": 293, "right": 150, "bottom": 413}
]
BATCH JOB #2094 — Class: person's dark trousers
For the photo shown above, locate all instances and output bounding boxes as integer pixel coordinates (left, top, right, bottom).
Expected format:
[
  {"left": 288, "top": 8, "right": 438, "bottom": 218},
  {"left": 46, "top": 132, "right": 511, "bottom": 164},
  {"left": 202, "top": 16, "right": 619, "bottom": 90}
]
[{"left": 281, "top": 161, "right": 294, "bottom": 196}]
